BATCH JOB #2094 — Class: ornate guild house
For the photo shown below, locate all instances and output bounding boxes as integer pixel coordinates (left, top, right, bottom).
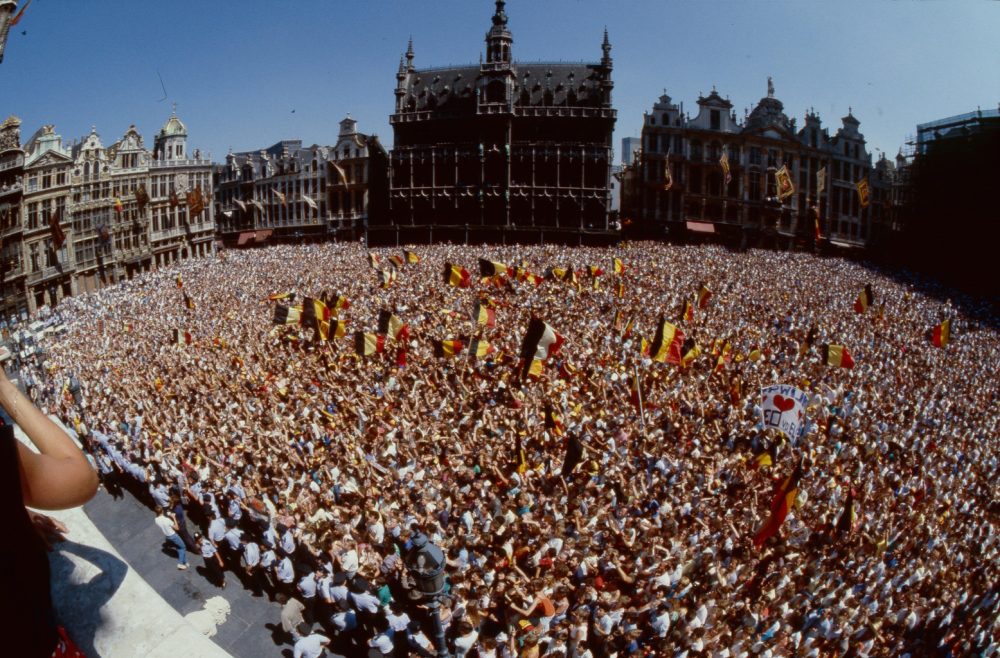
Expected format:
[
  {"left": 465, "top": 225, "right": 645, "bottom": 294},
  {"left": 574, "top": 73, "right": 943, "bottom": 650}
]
[
  {"left": 380, "top": 1, "right": 617, "bottom": 245},
  {"left": 624, "top": 80, "right": 891, "bottom": 250}
]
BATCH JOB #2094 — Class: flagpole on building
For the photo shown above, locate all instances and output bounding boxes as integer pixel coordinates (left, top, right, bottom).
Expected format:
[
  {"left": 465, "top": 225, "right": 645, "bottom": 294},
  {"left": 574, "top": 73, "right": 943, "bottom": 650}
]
[{"left": 632, "top": 364, "right": 646, "bottom": 433}]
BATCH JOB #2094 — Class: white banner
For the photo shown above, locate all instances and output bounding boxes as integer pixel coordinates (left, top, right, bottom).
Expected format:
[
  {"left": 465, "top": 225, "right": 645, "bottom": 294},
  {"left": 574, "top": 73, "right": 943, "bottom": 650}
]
[{"left": 760, "top": 384, "right": 809, "bottom": 440}]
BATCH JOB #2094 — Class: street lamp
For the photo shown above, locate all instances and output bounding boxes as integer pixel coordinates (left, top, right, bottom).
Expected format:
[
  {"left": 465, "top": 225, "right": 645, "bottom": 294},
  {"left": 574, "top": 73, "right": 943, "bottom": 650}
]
[{"left": 405, "top": 532, "right": 450, "bottom": 658}]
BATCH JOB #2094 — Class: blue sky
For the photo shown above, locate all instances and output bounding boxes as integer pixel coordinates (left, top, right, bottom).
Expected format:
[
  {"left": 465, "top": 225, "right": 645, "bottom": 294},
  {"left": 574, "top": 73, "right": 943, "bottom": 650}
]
[{"left": 1, "top": 0, "right": 996, "bottom": 163}]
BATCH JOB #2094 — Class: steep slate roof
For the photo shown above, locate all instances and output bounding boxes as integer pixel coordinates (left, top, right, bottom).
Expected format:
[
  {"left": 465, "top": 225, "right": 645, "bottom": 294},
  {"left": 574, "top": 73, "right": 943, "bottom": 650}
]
[{"left": 404, "top": 61, "right": 606, "bottom": 113}]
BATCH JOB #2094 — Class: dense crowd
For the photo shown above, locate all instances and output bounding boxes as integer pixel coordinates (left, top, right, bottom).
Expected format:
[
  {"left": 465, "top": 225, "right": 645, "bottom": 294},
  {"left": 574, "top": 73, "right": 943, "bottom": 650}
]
[{"left": 16, "top": 241, "right": 1000, "bottom": 657}]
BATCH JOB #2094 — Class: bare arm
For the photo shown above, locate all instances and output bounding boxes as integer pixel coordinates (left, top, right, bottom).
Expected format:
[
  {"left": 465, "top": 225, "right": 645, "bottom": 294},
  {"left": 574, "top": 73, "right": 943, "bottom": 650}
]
[{"left": 2, "top": 371, "right": 99, "bottom": 510}]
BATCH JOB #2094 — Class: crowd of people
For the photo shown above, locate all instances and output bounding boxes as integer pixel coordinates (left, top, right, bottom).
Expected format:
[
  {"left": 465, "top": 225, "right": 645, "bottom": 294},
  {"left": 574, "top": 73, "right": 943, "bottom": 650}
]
[{"left": 14, "top": 240, "right": 999, "bottom": 657}]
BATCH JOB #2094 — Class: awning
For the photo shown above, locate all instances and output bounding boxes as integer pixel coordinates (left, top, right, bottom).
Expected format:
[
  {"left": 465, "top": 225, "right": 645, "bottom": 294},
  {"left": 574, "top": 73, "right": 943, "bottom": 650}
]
[
  {"left": 254, "top": 230, "right": 273, "bottom": 243},
  {"left": 686, "top": 221, "right": 716, "bottom": 234},
  {"left": 237, "top": 232, "right": 255, "bottom": 246}
]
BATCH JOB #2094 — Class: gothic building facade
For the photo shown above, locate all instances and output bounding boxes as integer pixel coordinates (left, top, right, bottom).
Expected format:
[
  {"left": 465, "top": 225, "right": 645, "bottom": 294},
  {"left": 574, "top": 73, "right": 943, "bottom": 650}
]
[
  {"left": 624, "top": 81, "right": 890, "bottom": 250},
  {"left": 1, "top": 110, "right": 215, "bottom": 314},
  {"left": 382, "top": 0, "right": 617, "bottom": 245},
  {"left": 213, "top": 116, "right": 387, "bottom": 246}
]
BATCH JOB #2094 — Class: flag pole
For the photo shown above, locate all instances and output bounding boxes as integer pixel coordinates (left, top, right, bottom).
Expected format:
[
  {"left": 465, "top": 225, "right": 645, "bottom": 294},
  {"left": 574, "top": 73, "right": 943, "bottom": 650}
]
[{"left": 632, "top": 364, "right": 646, "bottom": 433}]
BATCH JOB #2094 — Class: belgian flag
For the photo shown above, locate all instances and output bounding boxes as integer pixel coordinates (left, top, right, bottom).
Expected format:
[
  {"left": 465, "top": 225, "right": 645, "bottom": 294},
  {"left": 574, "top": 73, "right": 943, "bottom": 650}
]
[
  {"left": 473, "top": 301, "right": 496, "bottom": 327},
  {"left": 380, "top": 269, "right": 397, "bottom": 288},
  {"left": 752, "top": 461, "right": 804, "bottom": 549},
  {"left": 681, "top": 299, "right": 694, "bottom": 323},
  {"left": 478, "top": 258, "right": 509, "bottom": 278},
  {"left": 329, "top": 319, "right": 348, "bottom": 339},
  {"left": 187, "top": 187, "right": 205, "bottom": 217},
  {"left": 378, "top": 310, "right": 409, "bottom": 341},
  {"left": 404, "top": 250, "right": 420, "bottom": 264},
  {"left": 823, "top": 344, "right": 855, "bottom": 369},
  {"left": 931, "top": 319, "right": 950, "bottom": 348},
  {"left": 355, "top": 332, "right": 386, "bottom": 356},
  {"left": 854, "top": 284, "right": 874, "bottom": 314},
  {"left": 273, "top": 304, "right": 302, "bottom": 325},
  {"left": 588, "top": 265, "right": 605, "bottom": 278},
  {"left": 389, "top": 254, "right": 405, "bottom": 269},
  {"left": 368, "top": 252, "right": 381, "bottom": 269},
  {"left": 172, "top": 329, "right": 193, "bottom": 346},
  {"left": 697, "top": 284, "right": 713, "bottom": 309},
  {"left": 616, "top": 281, "right": 625, "bottom": 299},
  {"left": 680, "top": 337, "right": 701, "bottom": 368},
  {"left": 175, "top": 274, "right": 183, "bottom": 289},
  {"left": 444, "top": 263, "right": 472, "bottom": 288},
  {"left": 434, "top": 339, "right": 464, "bottom": 358},
  {"left": 612, "top": 257, "right": 626, "bottom": 275},
  {"left": 183, "top": 292, "right": 195, "bottom": 311},
  {"left": 468, "top": 339, "right": 494, "bottom": 358},
  {"left": 518, "top": 318, "right": 565, "bottom": 379},
  {"left": 544, "top": 402, "right": 565, "bottom": 436},
  {"left": 647, "top": 317, "right": 685, "bottom": 364},
  {"left": 714, "top": 341, "right": 732, "bottom": 373}
]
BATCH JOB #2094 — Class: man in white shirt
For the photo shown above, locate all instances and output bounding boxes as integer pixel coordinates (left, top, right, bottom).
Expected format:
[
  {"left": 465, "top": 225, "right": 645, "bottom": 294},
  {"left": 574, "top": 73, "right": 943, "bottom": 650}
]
[
  {"left": 293, "top": 632, "right": 330, "bottom": 658},
  {"left": 154, "top": 507, "right": 188, "bottom": 570}
]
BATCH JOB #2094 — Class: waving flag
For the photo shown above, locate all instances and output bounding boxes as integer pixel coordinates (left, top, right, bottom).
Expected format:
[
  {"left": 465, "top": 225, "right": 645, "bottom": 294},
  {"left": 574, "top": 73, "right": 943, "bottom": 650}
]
[
  {"left": 931, "top": 318, "right": 951, "bottom": 348},
  {"left": 697, "top": 284, "right": 712, "bottom": 309},
  {"left": 434, "top": 339, "right": 465, "bottom": 359},
  {"left": 444, "top": 263, "right": 472, "bottom": 288},
  {"left": 612, "top": 258, "right": 626, "bottom": 275},
  {"left": 646, "top": 318, "right": 685, "bottom": 365},
  {"left": 187, "top": 187, "right": 205, "bottom": 217},
  {"left": 816, "top": 166, "right": 827, "bottom": 195},
  {"left": 478, "top": 258, "right": 509, "bottom": 278},
  {"left": 823, "top": 344, "right": 855, "bottom": 369},
  {"left": 544, "top": 402, "right": 565, "bottom": 436},
  {"left": 518, "top": 318, "right": 564, "bottom": 379},
  {"left": 355, "top": 332, "right": 386, "bottom": 356},
  {"left": 854, "top": 284, "right": 874, "bottom": 314},
  {"left": 468, "top": 339, "right": 494, "bottom": 358},
  {"left": 404, "top": 250, "right": 420, "bottom": 264},
  {"left": 378, "top": 310, "right": 409, "bottom": 341},
  {"left": 302, "top": 194, "right": 318, "bottom": 211},
  {"left": 380, "top": 269, "right": 397, "bottom": 288},
  {"left": 681, "top": 299, "right": 694, "bottom": 323},
  {"left": 752, "top": 461, "right": 804, "bottom": 549},
  {"left": 183, "top": 292, "right": 195, "bottom": 311},
  {"left": 680, "top": 338, "right": 701, "bottom": 368},
  {"left": 473, "top": 301, "right": 496, "bottom": 327},
  {"left": 272, "top": 187, "right": 287, "bottom": 207},
  {"left": 172, "top": 329, "right": 193, "bottom": 346},
  {"left": 273, "top": 304, "right": 302, "bottom": 325}
]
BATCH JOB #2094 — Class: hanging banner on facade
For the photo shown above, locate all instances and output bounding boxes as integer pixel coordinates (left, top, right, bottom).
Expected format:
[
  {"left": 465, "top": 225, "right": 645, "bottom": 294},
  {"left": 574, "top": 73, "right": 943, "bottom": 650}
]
[
  {"left": 816, "top": 167, "right": 827, "bottom": 195},
  {"left": 760, "top": 384, "right": 808, "bottom": 440},
  {"left": 856, "top": 178, "right": 870, "bottom": 208},
  {"left": 775, "top": 165, "right": 795, "bottom": 200}
]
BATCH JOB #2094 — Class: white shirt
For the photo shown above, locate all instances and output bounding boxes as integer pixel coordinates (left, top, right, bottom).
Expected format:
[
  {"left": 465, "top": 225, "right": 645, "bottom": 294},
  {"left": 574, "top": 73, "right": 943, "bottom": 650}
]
[
  {"left": 155, "top": 515, "right": 176, "bottom": 536},
  {"left": 293, "top": 633, "right": 329, "bottom": 658}
]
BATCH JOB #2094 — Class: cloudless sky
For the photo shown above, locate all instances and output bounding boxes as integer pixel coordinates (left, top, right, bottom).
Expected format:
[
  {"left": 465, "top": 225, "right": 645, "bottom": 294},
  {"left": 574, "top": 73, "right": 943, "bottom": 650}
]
[{"left": 1, "top": 0, "right": 997, "bottom": 163}]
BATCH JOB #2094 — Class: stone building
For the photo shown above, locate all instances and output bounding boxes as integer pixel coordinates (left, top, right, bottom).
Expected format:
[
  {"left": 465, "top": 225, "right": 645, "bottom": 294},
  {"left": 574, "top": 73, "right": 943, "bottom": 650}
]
[
  {"left": 626, "top": 80, "right": 879, "bottom": 249},
  {"left": 382, "top": 0, "right": 617, "bottom": 245},
  {"left": 0, "top": 115, "right": 27, "bottom": 318},
  {"left": 213, "top": 116, "right": 386, "bottom": 246},
  {"left": 9, "top": 110, "right": 214, "bottom": 313}
]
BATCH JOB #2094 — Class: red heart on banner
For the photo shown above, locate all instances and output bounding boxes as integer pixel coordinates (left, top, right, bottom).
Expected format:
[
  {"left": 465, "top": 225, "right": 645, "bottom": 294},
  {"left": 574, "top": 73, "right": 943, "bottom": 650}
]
[{"left": 773, "top": 395, "right": 795, "bottom": 412}]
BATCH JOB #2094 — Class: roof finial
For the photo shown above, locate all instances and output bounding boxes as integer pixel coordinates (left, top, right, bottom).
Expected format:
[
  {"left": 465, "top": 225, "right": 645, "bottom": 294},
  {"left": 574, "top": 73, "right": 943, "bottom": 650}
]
[
  {"left": 172, "top": 101, "right": 177, "bottom": 115},
  {"left": 601, "top": 26, "right": 612, "bottom": 66},
  {"left": 767, "top": 76, "right": 774, "bottom": 98}
]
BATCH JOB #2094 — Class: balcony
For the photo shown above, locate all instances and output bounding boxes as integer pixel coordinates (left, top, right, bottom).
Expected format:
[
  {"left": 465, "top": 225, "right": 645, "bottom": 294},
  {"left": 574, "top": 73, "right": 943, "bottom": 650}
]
[
  {"left": 26, "top": 264, "right": 69, "bottom": 285},
  {"left": 0, "top": 183, "right": 22, "bottom": 198}
]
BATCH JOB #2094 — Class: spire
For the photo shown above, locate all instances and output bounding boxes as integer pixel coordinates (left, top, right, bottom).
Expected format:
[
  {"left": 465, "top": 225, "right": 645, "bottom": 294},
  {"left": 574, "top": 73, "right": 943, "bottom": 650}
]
[
  {"left": 601, "top": 27, "right": 612, "bottom": 67},
  {"left": 396, "top": 55, "right": 406, "bottom": 81},
  {"left": 405, "top": 37, "right": 414, "bottom": 71},
  {"left": 485, "top": 0, "right": 512, "bottom": 65}
]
